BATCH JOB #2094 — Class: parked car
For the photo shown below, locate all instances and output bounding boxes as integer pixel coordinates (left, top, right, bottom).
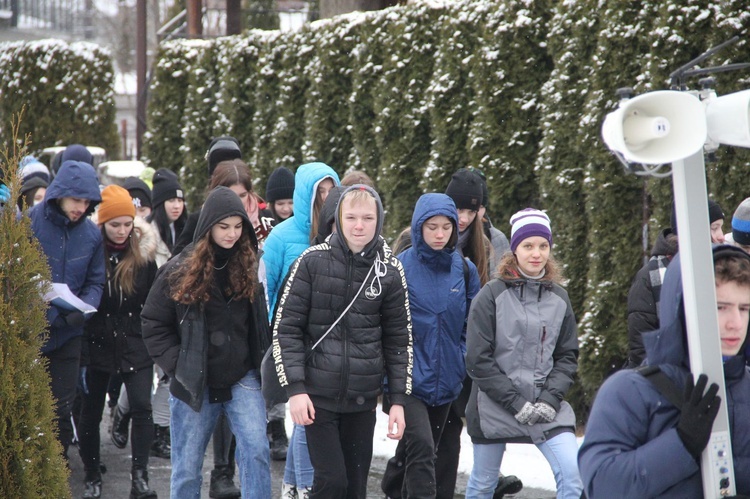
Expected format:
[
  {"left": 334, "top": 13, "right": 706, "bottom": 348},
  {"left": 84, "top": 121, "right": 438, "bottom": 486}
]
[
  {"left": 97, "top": 160, "right": 147, "bottom": 187},
  {"left": 39, "top": 146, "right": 108, "bottom": 174}
]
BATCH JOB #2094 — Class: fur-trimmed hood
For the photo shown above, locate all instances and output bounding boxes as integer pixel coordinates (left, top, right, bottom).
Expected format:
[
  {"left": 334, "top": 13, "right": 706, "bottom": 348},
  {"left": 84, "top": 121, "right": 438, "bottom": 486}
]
[{"left": 134, "top": 216, "right": 158, "bottom": 262}]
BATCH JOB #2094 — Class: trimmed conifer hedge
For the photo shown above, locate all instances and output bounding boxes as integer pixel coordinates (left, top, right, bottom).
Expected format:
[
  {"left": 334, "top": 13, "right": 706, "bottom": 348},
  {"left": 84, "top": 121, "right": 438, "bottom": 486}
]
[
  {"left": 0, "top": 120, "right": 71, "bottom": 498},
  {"left": 143, "top": 0, "right": 750, "bottom": 420},
  {"left": 0, "top": 40, "right": 119, "bottom": 160}
]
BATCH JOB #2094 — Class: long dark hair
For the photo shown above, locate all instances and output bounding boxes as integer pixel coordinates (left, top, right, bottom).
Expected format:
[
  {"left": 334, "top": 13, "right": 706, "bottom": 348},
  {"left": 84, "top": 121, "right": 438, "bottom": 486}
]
[
  {"left": 147, "top": 203, "right": 187, "bottom": 251},
  {"left": 463, "top": 215, "right": 489, "bottom": 286},
  {"left": 169, "top": 228, "right": 257, "bottom": 305}
]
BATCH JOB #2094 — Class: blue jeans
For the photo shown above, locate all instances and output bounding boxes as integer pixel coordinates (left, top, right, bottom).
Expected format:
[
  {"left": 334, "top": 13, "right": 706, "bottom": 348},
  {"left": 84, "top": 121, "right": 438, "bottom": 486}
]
[
  {"left": 169, "top": 369, "right": 271, "bottom": 499},
  {"left": 465, "top": 432, "right": 582, "bottom": 499},
  {"left": 283, "top": 423, "right": 314, "bottom": 488}
]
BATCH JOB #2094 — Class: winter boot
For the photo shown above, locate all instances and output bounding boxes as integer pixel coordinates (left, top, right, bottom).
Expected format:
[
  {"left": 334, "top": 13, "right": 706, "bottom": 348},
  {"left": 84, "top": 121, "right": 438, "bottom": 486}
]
[
  {"left": 130, "top": 468, "right": 157, "bottom": 499},
  {"left": 150, "top": 425, "right": 171, "bottom": 459},
  {"left": 493, "top": 474, "right": 523, "bottom": 498},
  {"left": 82, "top": 470, "right": 102, "bottom": 499},
  {"left": 110, "top": 406, "right": 130, "bottom": 449},
  {"left": 209, "top": 466, "right": 241, "bottom": 498},
  {"left": 268, "top": 419, "right": 289, "bottom": 461}
]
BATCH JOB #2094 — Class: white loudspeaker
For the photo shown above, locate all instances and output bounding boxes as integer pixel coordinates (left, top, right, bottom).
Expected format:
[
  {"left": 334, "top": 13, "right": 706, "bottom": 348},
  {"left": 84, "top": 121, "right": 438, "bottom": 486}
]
[
  {"left": 705, "top": 89, "right": 750, "bottom": 148},
  {"left": 601, "top": 90, "right": 707, "bottom": 164}
]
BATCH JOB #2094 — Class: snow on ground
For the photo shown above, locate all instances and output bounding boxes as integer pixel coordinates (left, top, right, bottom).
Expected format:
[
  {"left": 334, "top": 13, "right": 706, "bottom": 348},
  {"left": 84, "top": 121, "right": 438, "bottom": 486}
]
[{"left": 369, "top": 407, "right": 580, "bottom": 492}]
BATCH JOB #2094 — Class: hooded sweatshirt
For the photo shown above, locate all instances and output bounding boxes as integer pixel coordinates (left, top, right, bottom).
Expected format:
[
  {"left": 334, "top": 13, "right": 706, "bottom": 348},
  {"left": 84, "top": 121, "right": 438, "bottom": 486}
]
[
  {"left": 30, "top": 160, "right": 104, "bottom": 353},
  {"left": 312, "top": 185, "right": 346, "bottom": 245},
  {"left": 579, "top": 244, "right": 750, "bottom": 498},
  {"left": 261, "top": 162, "right": 340, "bottom": 321},
  {"left": 397, "top": 193, "right": 480, "bottom": 406},
  {"left": 142, "top": 186, "right": 270, "bottom": 411}
]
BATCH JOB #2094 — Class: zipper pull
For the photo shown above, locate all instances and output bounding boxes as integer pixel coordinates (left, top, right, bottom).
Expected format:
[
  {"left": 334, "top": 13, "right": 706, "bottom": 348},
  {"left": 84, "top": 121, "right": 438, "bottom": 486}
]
[{"left": 541, "top": 326, "right": 547, "bottom": 360}]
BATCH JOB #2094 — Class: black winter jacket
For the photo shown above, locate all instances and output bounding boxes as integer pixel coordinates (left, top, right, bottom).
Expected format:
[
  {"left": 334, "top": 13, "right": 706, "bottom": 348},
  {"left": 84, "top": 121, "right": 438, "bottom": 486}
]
[
  {"left": 83, "top": 218, "right": 158, "bottom": 374},
  {"left": 141, "top": 187, "right": 271, "bottom": 412},
  {"left": 626, "top": 228, "right": 678, "bottom": 367},
  {"left": 272, "top": 185, "right": 413, "bottom": 413},
  {"left": 142, "top": 247, "right": 271, "bottom": 411}
]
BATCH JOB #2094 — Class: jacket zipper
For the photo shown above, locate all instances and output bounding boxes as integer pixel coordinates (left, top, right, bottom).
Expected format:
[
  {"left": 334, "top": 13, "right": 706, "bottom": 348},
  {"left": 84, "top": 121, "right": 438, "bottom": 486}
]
[
  {"left": 541, "top": 326, "right": 546, "bottom": 361},
  {"left": 338, "top": 252, "right": 355, "bottom": 409}
]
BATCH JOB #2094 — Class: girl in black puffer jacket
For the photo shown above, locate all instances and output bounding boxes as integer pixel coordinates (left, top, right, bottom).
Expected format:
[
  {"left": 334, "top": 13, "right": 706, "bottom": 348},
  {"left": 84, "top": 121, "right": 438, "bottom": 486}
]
[
  {"left": 78, "top": 185, "right": 158, "bottom": 499},
  {"left": 141, "top": 186, "right": 272, "bottom": 499},
  {"left": 273, "top": 185, "right": 413, "bottom": 499}
]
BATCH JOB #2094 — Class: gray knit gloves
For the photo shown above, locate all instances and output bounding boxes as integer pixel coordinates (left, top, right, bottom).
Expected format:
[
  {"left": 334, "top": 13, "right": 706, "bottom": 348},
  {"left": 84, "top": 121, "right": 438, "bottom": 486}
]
[
  {"left": 514, "top": 402, "right": 536, "bottom": 424},
  {"left": 515, "top": 401, "right": 557, "bottom": 425}
]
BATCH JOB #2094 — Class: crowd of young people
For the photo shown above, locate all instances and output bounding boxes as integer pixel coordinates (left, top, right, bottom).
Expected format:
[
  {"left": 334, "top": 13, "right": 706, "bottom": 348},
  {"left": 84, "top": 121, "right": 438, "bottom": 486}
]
[{"left": 14, "top": 137, "right": 749, "bottom": 499}]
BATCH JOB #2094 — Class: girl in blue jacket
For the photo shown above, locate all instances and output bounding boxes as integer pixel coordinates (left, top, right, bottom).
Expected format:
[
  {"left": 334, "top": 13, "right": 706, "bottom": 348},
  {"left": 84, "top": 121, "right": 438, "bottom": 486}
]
[{"left": 382, "top": 193, "right": 480, "bottom": 498}]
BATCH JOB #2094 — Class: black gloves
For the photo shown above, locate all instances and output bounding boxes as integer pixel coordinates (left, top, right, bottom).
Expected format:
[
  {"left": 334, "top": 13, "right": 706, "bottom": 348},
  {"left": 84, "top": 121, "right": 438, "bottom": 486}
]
[
  {"left": 677, "top": 374, "right": 721, "bottom": 459},
  {"left": 65, "top": 311, "right": 85, "bottom": 327},
  {"left": 52, "top": 310, "right": 86, "bottom": 328}
]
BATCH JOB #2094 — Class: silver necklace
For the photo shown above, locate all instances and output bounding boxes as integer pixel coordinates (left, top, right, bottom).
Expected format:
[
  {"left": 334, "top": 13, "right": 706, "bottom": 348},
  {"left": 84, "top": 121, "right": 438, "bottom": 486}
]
[{"left": 214, "top": 260, "right": 228, "bottom": 270}]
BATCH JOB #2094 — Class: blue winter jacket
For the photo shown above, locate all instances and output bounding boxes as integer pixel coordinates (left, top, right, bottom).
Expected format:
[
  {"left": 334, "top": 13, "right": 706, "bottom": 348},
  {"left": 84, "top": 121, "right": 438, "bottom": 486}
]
[
  {"left": 397, "top": 194, "right": 480, "bottom": 406},
  {"left": 578, "top": 245, "right": 750, "bottom": 498},
  {"left": 261, "top": 162, "right": 339, "bottom": 322},
  {"left": 29, "top": 161, "right": 104, "bottom": 353}
]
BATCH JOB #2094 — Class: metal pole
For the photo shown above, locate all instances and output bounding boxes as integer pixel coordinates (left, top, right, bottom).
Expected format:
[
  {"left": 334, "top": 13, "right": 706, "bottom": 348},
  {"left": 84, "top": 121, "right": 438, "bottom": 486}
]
[
  {"left": 187, "top": 0, "right": 202, "bottom": 38},
  {"left": 671, "top": 150, "right": 736, "bottom": 497},
  {"left": 226, "top": 0, "right": 241, "bottom": 35},
  {"left": 136, "top": 0, "right": 147, "bottom": 158}
]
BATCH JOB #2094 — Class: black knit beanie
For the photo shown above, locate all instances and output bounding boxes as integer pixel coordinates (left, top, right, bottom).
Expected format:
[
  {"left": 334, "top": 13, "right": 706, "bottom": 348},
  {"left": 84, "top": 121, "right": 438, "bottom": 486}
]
[
  {"left": 445, "top": 168, "right": 483, "bottom": 211},
  {"left": 671, "top": 198, "right": 724, "bottom": 235},
  {"left": 151, "top": 168, "right": 183, "bottom": 208},
  {"left": 206, "top": 136, "right": 242, "bottom": 177},
  {"left": 122, "top": 176, "right": 153, "bottom": 209},
  {"left": 265, "top": 167, "right": 295, "bottom": 203},
  {"left": 708, "top": 199, "right": 724, "bottom": 224},
  {"left": 472, "top": 169, "right": 489, "bottom": 207}
]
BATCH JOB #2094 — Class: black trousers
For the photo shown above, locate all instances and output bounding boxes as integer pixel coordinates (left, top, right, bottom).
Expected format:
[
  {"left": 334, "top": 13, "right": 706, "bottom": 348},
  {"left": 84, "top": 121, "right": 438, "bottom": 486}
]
[
  {"left": 382, "top": 396, "right": 452, "bottom": 499},
  {"left": 43, "top": 336, "right": 82, "bottom": 456},
  {"left": 434, "top": 403, "right": 464, "bottom": 499},
  {"left": 78, "top": 367, "right": 154, "bottom": 474},
  {"left": 305, "top": 407, "right": 376, "bottom": 499}
]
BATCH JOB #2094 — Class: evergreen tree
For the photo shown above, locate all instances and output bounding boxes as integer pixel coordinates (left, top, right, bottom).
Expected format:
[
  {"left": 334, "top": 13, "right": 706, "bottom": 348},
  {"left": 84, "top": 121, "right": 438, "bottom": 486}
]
[
  {"left": 0, "top": 115, "right": 71, "bottom": 498},
  {"left": 372, "top": 4, "right": 437, "bottom": 238},
  {"left": 142, "top": 40, "right": 205, "bottom": 175},
  {"left": 537, "top": 0, "right": 599, "bottom": 322},
  {"left": 0, "top": 41, "right": 119, "bottom": 160},
  {"left": 301, "top": 15, "right": 358, "bottom": 175},
  {"left": 466, "top": 0, "right": 552, "bottom": 234},
  {"left": 576, "top": 0, "right": 661, "bottom": 402},
  {"left": 422, "top": 0, "right": 482, "bottom": 195},
  {"left": 347, "top": 15, "right": 385, "bottom": 183},
  {"left": 536, "top": 0, "right": 602, "bottom": 422},
  {"left": 221, "top": 32, "right": 266, "bottom": 173},
  {"left": 180, "top": 39, "right": 230, "bottom": 208},
  {"left": 253, "top": 29, "right": 316, "bottom": 183},
  {"left": 705, "top": 5, "right": 750, "bottom": 221}
]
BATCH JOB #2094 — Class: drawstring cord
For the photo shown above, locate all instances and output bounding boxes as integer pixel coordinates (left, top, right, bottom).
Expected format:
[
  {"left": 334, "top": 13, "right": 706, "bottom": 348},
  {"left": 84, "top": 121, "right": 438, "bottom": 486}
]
[
  {"left": 310, "top": 254, "right": 387, "bottom": 351},
  {"left": 366, "top": 253, "right": 388, "bottom": 299}
]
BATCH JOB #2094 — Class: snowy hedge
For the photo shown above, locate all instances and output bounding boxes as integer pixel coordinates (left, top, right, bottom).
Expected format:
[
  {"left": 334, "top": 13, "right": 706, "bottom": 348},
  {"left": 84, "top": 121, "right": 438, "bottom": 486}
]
[
  {"left": 144, "top": 0, "right": 750, "bottom": 421},
  {"left": 0, "top": 39, "right": 119, "bottom": 159}
]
